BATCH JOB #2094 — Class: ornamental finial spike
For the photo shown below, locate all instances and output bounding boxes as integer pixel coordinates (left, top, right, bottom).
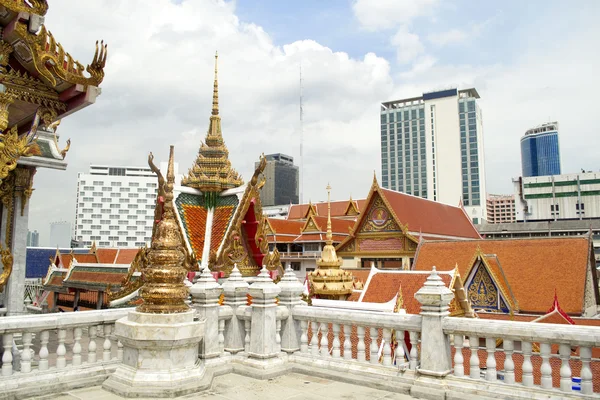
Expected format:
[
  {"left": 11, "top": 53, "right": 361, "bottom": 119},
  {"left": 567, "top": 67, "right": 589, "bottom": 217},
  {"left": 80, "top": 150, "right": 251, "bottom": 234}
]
[
  {"left": 212, "top": 51, "right": 219, "bottom": 116},
  {"left": 326, "top": 183, "right": 332, "bottom": 242}
]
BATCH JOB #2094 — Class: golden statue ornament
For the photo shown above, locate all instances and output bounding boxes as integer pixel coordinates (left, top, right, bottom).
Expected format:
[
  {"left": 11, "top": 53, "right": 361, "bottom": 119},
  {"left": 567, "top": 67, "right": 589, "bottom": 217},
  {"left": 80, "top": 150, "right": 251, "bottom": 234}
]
[
  {"left": 0, "top": 246, "right": 13, "bottom": 292},
  {"left": 0, "top": 115, "right": 41, "bottom": 183},
  {"left": 137, "top": 145, "right": 190, "bottom": 314}
]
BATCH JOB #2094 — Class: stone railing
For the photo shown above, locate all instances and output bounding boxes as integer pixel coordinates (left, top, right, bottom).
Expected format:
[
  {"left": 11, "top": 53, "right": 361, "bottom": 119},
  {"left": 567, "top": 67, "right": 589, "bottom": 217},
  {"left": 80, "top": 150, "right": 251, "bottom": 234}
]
[
  {"left": 444, "top": 317, "right": 600, "bottom": 396},
  {"left": 0, "top": 308, "right": 130, "bottom": 398}
]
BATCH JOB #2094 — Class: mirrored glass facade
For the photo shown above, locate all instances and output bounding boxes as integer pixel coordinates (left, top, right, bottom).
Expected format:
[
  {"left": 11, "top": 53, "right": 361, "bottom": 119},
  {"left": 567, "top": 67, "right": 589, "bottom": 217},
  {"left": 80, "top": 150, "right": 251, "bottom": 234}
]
[{"left": 520, "top": 128, "right": 561, "bottom": 177}]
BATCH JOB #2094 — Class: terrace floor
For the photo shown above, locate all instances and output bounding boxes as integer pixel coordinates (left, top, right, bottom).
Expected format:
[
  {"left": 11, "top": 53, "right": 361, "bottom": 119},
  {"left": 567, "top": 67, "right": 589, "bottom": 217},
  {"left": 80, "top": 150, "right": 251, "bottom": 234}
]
[{"left": 37, "top": 372, "right": 416, "bottom": 400}]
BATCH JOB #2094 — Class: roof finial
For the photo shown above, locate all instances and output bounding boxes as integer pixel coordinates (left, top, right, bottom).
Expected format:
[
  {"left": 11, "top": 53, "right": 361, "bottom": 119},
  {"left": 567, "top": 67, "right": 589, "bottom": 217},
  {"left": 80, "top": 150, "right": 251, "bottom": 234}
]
[
  {"left": 212, "top": 51, "right": 219, "bottom": 116},
  {"left": 326, "top": 183, "right": 332, "bottom": 243}
]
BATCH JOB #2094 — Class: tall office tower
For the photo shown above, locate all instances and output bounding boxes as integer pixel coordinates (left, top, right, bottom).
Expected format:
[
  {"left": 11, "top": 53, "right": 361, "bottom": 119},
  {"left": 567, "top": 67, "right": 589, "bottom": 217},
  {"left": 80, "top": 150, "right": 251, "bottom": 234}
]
[
  {"left": 27, "top": 230, "right": 40, "bottom": 247},
  {"left": 256, "top": 153, "right": 299, "bottom": 207},
  {"left": 380, "top": 88, "right": 487, "bottom": 223},
  {"left": 520, "top": 122, "right": 561, "bottom": 177},
  {"left": 50, "top": 221, "right": 72, "bottom": 248},
  {"left": 486, "top": 194, "right": 516, "bottom": 224},
  {"left": 74, "top": 164, "right": 174, "bottom": 247}
]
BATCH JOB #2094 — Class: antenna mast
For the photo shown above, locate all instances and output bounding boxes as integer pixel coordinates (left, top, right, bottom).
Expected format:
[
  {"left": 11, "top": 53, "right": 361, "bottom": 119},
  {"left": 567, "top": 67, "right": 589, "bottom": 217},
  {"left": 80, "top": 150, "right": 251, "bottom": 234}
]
[{"left": 299, "top": 63, "right": 304, "bottom": 204}]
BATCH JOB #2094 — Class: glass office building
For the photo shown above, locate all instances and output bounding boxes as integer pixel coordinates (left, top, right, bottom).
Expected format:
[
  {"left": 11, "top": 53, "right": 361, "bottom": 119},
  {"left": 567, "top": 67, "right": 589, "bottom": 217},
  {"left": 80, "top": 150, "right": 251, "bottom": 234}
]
[{"left": 520, "top": 122, "right": 561, "bottom": 177}]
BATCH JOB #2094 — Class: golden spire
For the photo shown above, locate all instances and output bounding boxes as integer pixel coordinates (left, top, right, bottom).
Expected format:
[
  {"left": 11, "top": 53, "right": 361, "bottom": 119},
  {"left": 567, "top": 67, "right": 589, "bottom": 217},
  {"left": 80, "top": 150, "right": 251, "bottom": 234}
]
[
  {"left": 138, "top": 145, "right": 190, "bottom": 313},
  {"left": 181, "top": 53, "right": 243, "bottom": 194},
  {"left": 212, "top": 51, "right": 219, "bottom": 116},
  {"left": 326, "top": 184, "right": 332, "bottom": 243}
]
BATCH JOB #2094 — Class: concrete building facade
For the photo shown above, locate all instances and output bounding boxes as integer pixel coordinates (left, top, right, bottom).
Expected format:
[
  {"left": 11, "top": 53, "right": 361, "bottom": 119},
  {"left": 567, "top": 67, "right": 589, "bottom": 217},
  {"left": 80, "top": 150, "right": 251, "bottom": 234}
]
[
  {"left": 27, "top": 230, "right": 39, "bottom": 247},
  {"left": 380, "top": 88, "right": 487, "bottom": 223},
  {"left": 256, "top": 153, "right": 299, "bottom": 206},
  {"left": 513, "top": 171, "right": 600, "bottom": 222},
  {"left": 486, "top": 194, "right": 516, "bottom": 223},
  {"left": 520, "top": 122, "right": 561, "bottom": 177},
  {"left": 74, "top": 165, "right": 161, "bottom": 247},
  {"left": 49, "top": 221, "right": 72, "bottom": 248}
]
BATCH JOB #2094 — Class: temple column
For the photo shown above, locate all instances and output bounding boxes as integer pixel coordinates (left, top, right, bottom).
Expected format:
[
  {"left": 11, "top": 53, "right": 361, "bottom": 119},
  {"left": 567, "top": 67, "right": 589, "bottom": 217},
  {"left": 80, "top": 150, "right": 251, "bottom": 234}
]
[
  {"left": 97, "top": 291, "right": 104, "bottom": 310},
  {"left": 221, "top": 264, "right": 248, "bottom": 354},
  {"left": 73, "top": 289, "right": 80, "bottom": 310},
  {"left": 248, "top": 267, "right": 281, "bottom": 359},
  {"left": 52, "top": 292, "right": 59, "bottom": 312},
  {"left": 190, "top": 266, "right": 223, "bottom": 358},
  {"left": 277, "top": 264, "right": 304, "bottom": 353}
]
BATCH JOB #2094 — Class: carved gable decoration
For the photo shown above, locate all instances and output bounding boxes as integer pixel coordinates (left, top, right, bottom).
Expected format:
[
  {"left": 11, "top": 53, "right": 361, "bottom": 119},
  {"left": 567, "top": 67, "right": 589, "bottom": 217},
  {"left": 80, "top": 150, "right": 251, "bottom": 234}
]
[
  {"left": 358, "top": 194, "right": 400, "bottom": 233},
  {"left": 302, "top": 215, "right": 321, "bottom": 233},
  {"left": 344, "top": 199, "right": 360, "bottom": 216},
  {"left": 466, "top": 262, "right": 509, "bottom": 313}
]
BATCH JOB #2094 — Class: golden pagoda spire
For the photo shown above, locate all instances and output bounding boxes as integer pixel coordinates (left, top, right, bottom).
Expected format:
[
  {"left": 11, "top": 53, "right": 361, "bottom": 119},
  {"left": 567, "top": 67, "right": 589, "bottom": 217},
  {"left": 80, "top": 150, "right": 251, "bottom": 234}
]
[
  {"left": 326, "top": 184, "right": 333, "bottom": 243},
  {"left": 138, "top": 146, "right": 189, "bottom": 313},
  {"left": 181, "top": 52, "right": 243, "bottom": 197}
]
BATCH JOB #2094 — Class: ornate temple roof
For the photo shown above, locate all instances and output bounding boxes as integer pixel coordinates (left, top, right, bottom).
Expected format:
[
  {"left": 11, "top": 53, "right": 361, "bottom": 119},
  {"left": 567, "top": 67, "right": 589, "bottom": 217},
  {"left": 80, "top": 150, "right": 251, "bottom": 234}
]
[
  {"left": 181, "top": 53, "right": 243, "bottom": 193},
  {"left": 287, "top": 198, "right": 366, "bottom": 220}
]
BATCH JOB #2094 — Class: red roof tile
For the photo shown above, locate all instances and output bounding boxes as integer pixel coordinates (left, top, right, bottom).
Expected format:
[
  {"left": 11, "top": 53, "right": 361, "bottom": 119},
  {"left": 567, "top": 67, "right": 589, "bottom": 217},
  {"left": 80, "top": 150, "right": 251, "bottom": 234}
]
[
  {"left": 73, "top": 253, "right": 98, "bottom": 264},
  {"left": 288, "top": 199, "right": 366, "bottom": 220},
  {"left": 268, "top": 218, "right": 303, "bottom": 235},
  {"left": 96, "top": 248, "right": 118, "bottom": 264},
  {"left": 414, "top": 237, "right": 593, "bottom": 314},
  {"left": 115, "top": 249, "right": 139, "bottom": 264},
  {"left": 379, "top": 188, "right": 480, "bottom": 239}
]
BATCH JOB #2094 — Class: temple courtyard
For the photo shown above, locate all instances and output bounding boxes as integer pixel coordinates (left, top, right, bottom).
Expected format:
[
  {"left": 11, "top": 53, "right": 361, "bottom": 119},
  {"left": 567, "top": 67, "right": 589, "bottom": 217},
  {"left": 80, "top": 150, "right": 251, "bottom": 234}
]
[{"left": 40, "top": 373, "right": 415, "bottom": 400}]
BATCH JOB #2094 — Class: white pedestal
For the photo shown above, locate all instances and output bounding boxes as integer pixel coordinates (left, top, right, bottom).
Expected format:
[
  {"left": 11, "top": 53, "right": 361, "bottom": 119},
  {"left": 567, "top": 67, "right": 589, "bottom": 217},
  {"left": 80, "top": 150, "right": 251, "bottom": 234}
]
[{"left": 103, "top": 310, "right": 206, "bottom": 398}]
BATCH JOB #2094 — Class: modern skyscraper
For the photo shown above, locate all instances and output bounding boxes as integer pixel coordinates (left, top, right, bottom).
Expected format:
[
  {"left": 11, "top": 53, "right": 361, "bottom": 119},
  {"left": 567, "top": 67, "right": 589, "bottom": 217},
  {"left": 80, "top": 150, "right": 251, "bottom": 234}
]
[
  {"left": 520, "top": 122, "right": 561, "bottom": 177},
  {"left": 50, "top": 221, "right": 72, "bottom": 248},
  {"left": 256, "top": 153, "right": 299, "bottom": 206},
  {"left": 380, "top": 88, "right": 487, "bottom": 223},
  {"left": 27, "top": 230, "right": 40, "bottom": 247},
  {"left": 486, "top": 194, "right": 516, "bottom": 224},
  {"left": 74, "top": 164, "right": 170, "bottom": 247}
]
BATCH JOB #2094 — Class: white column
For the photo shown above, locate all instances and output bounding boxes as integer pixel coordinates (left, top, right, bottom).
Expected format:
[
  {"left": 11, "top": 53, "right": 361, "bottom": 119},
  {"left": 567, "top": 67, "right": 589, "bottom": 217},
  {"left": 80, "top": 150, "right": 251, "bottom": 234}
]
[
  {"left": 190, "top": 266, "right": 223, "bottom": 359},
  {"left": 276, "top": 265, "right": 304, "bottom": 353},
  {"left": 6, "top": 192, "right": 28, "bottom": 315},
  {"left": 453, "top": 335, "right": 464, "bottom": 377},
  {"left": 248, "top": 267, "right": 281, "bottom": 359},
  {"left": 503, "top": 339, "right": 515, "bottom": 384},
  {"left": 222, "top": 264, "right": 249, "bottom": 354}
]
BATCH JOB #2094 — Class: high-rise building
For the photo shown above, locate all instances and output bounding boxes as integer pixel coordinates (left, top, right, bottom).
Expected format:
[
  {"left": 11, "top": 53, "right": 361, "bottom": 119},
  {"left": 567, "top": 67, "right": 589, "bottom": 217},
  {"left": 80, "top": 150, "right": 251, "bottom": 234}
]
[
  {"left": 27, "top": 230, "right": 39, "bottom": 247},
  {"left": 256, "top": 153, "right": 299, "bottom": 206},
  {"left": 380, "top": 88, "right": 487, "bottom": 223},
  {"left": 74, "top": 165, "right": 168, "bottom": 247},
  {"left": 486, "top": 194, "right": 516, "bottom": 224},
  {"left": 50, "top": 221, "right": 72, "bottom": 248},
  {"left": 520, "top": 122, "right": 561, "bottom": 178}
]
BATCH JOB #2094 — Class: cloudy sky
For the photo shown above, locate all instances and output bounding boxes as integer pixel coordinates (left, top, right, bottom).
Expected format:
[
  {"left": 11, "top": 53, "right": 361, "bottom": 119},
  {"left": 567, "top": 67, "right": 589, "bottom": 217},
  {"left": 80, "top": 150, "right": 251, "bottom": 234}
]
[{"left": 29, "top": 0, "right": 599, "bottom": 246}]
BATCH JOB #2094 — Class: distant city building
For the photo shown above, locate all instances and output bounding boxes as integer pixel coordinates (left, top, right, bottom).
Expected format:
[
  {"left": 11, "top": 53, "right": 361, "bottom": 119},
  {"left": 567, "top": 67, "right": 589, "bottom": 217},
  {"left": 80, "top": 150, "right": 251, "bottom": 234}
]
[
  {"left": 486, "top": 194, "right": 516, "bottom": 224},
  {"left": 27, "top": 230, "right": 39, "bottom": 247},
  {"left": 256, "top": 153, "right": 299, "bottom": 207},
  {"left": 380, "top": 88, "right": 487, "bottom": 224},
  {"left": 520, "top": 122, "right": 561, "bottom": 177},
  {"left": 50, "top": 221, "right": 72, "bottom": 248},
  {"left": 74, "top": 164, "right": 168, "bottom": 247},
  {"left": 513, "top": 171, "right": 600, "bottom": 222}
]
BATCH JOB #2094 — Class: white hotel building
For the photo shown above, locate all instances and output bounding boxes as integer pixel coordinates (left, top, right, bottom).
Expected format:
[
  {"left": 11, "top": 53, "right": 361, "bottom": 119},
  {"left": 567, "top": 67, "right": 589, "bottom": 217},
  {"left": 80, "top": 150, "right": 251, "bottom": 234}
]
[
  {"left": 74, "top": 165, "right": 161, "bottom": 247},
  {"left": 380, "top": 88, "right": 487, "bottom": 223}
]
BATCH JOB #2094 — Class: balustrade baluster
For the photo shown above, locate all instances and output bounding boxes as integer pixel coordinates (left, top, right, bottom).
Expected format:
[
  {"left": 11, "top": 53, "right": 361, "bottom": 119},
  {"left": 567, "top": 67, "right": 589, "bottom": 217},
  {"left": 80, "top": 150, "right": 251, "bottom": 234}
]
[
  {"left": 343, "top": 325, "right": 352, "bottom": 361},
  {"left": 382, "top": 328, "right": 392, "bottom": 367},
  {"left": 331, "top": 323, "right": 340, "bottom": 359},
  {"left": 88, "top": 325, "right": 97, "bottom": 363},
  {"left": 2, "top": 333, "right": 13, "bottom": 376},
  {"left": 56, "top": 329, "right": 67, "bottom": 369},
  {"left": 318, "top": 322, "right": 325, "bottom": 357},
  {"left": 558, "top": 343, "right": 572, "bottom": 392},
  {"left": 540, "top": 342, "right": 552, "bottom": 389},
  {"left": 38, "top": 331, "right": 49, "bottom": 371},
  {"left": 521, "top": 341, "right": 534, "bottom": 387},
  {"left": 503, "top": 339, "right": 515, "bottom": 384},
  {"left": 21, "top": 332, "right": 32, "bottom": 373},
  {"left": 356, "top": 326, "right": 366, "bottom": 362},
  {"left": 310, "top": 321, "right": 319, "bottom": 357},
  {"left": 453, "top": 334, "right": 464, "bottom": 377},
  {"left": 244, "top": 320, "right": 250, "bottom": 352},
  {"left": 103, "top": 325, "right": 112, "bottom": 362},
  {"left": 485, "top": 338, "right": 497, "bottom": 382},
  {"left": 395, "top": 330, "right": 405, "bottom": 367},
  {"left": 409, "top": 331, "right": 419, "bottom": 370},
  {"left": 117, "top": 340, "right": 124, "bottom": 361},
  {"left": 469, "top": 336, "right": 479, "bottom": 379},
  {"left": 219, "top": 319, "right": 226, "bottom": 353},
  {"left": 300, "top": 320, "right": 308, "bottom": 353},
  {"left": 72, "top": 327, "right": 82, "bottom": 366},
  {"left": 580, "top": 346, "right": 593, "bottom": 395},
  {"left": 369, "top": 327, "right": 379, "bottom": 364},
  {"left": 275, "top": 319, "right": 281, "bottom": 352}
]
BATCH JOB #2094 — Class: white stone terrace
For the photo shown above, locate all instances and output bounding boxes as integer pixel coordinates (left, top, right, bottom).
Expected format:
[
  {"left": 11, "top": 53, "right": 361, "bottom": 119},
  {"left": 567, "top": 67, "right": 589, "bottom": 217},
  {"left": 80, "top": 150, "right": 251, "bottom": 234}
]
[{"left": 0, "top": 266, "right": 599, "bottom": 399}]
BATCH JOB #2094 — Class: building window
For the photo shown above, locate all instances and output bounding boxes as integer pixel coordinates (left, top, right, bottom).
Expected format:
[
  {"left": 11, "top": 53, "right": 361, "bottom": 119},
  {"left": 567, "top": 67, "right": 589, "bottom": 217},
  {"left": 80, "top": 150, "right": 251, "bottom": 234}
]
[
  {"left": 290, "top": 262, "right": 301, "bottom": 271},
  {"left": 111, "top": 182, "right": 122, "bottom": 187}
]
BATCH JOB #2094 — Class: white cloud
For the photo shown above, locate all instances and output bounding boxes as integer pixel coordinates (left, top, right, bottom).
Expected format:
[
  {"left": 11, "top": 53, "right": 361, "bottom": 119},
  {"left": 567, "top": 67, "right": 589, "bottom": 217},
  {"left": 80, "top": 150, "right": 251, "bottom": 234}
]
[
  {"left": 391, "top": 27, "right": 424, "bottom": 64},
  {"left": 352, "top": 0, "right": 439, "bottom": 31},
  {"left": 427, "top": 29, "right": 467, "bottom": 46}
]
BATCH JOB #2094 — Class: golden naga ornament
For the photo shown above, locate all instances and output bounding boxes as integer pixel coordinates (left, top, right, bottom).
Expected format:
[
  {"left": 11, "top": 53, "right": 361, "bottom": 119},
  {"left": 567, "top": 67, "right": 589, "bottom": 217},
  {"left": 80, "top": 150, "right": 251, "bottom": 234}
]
[
  {"left": 0, "top": 0, "right": 48, "bottom": 16},
  {"left": 0, "top": 117, "right": 41, "bottom": 183},
  {"left": 0, "top": 246, "right": 13, "bottom": 292},
  {"left": 14, "top": 23, "right": 107, "bottom": 88},
  {"left": 138, "top": 146, "right": 190, "bottom": 314}
]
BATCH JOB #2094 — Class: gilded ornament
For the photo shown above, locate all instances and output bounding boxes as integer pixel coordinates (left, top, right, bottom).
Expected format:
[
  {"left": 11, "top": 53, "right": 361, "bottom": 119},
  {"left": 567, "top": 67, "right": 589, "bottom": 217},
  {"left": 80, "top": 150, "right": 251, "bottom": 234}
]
[
  {"left": 0, "top": 0, "right": 48, "bottom": 16},
  {"left": 14, "top": 22, "right": 107, "bottom": 88},
  {"left": 14, "top": 167, "right": 34, "bottom": 216},
  {"left": 467, "top": 266, "right": 498, "bottom": 308},
  {"left": 0, "top": 41, "right": 13, "bottom": 72},
  {"left": 0, "top": 246, "right": 13, "bottom": 292},
  {"left": 0, "top": 92, "right": 15, "bottom": 131},
  {"left": 107, "top": 246, "right": 147, "bottom": 302},
  {"left": 0, "top": 115, "right": 41, "bottom": 183},
  {"left": 138, "top": 146, "right": 190, "bottom": 313}
]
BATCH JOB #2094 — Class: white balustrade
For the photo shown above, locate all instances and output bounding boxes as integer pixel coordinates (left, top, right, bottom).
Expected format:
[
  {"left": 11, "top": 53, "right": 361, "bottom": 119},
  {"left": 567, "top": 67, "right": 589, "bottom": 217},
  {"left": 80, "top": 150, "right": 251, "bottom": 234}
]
[
  {"left": 300, "top": 320, "right": 308, "bottom": 353},
  {"left": 395, "top": 330, "right": 405, "bottom": 366},
  {"left": 580, "top": 346, "right": 593, "bottom": 395},
  {"left": 540, "top": 342, "right": 552, "bottom": 389},
  {"left": 20, "top": 332, "right": 32, "bottom": 373},
  {"left": 356, "top": 326, "right": 366, "bottom": 362},
  {"left": 485, "top": 337, "right": 497, "bottom": 382},
  {"left": 2, "top": 333, "right": 13, "bottom": 376},
  {"left": 469, "top": 335, "right": 479, "bottom": 379},
  {"left": 453, "top": 334, "right": 464, "bottom": 377},
  {"left": 370, "top": 327, "right": 378, "bottom": 365},
  {"left": 331, "top": 323, "right": 341, "bottom": 359},
  {"left": 343, "top": 324, "right": 352, "bottom": 361},
  {"left": 38, "top": 330, "right": 49, "bottom": 371},
  {"left": 409, "top": 331, "right": 419, "bottom": 370},
  {"left": 503, "top": 339, "right": 515, "bottom": 385},
  {"left": 218, "top": 319, "right": 226, "bottom": 353},
  {"left": 522, "top": 341, "right": 534, "bottom": 387},
  {"left": 56, "top": 329, "right": 67, "bottom": 369},
  {"left": 382, "top": 328, "right": 392, "bottom": 367},
  {"left": 103, "top": 324, "right": 112, "bottom": 362},
  {"left": 88, "top": 325, "right": 98, "bottom": 363},
  {"left": 310, "top": 321, "right": 319, "bottom": 357}
]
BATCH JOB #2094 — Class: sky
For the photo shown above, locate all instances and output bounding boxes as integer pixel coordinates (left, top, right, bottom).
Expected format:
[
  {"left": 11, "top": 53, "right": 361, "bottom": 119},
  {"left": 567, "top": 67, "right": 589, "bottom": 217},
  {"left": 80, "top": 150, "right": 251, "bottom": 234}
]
[{"left": 28, "top": 0, "right": 599, "bottom": 246}]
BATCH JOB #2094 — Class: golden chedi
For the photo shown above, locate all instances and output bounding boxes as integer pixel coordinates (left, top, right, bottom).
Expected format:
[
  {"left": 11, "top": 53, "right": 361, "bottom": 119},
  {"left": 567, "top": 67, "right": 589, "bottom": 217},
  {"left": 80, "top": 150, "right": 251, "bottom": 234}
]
[{"left": 308, "top": 185, "right": 354, "bottom": 300}]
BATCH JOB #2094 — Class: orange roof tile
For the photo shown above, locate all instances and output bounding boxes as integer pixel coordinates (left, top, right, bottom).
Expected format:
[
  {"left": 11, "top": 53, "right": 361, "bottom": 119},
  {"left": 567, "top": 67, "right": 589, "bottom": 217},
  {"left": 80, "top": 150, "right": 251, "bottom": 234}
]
[
  {"left": 211, "top": 205, "right": 235, "bottom": 253},
  {"left": 115, "top": 249, "right": 139, "bottom": 264},
  {"left": 414, "top": 237, "right": 593, "bottom": 315},
  {"left": 347, "top": 269, "right": 371, "bottom": 285},
  {"left": 73, "top": 253, "right": 98, "bottom": 264},
  {"left": 268, "top": 218, "right": 303, "bottom": 235},
  {"left": 59, "top": 254, "right": 73, "bottom": 269},
  {"left": 347, "top": 292, "right": 361, "bottom": 301},
  {"left": 288, "top": 199, "right": 366, "bottom": 220},
  {"left": 96, "top": 248, "right": 118, "bottom": 264},
  {"left": 311, "top": 216, "right": 355, "bottom": 234},
  {"left": 181, "top": 204, "right": 208, "bottom": 261},
  {"left": 379, "top": 188, "right": 480, "bottom": 239},
  {"left": 294, "top": 233, "right": 323, "bottom": 242}
]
